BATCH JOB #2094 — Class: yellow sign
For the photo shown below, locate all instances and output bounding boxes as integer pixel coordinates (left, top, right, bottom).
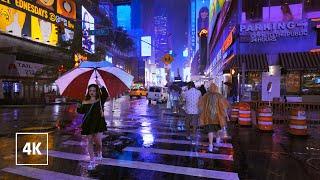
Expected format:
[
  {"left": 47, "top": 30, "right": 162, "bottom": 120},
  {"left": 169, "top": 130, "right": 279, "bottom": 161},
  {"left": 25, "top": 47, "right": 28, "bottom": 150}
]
[
  {"left": 0, "top": 0, "right": 75, "bottom": 30},
  {"left": 162, "top": 54, "right": 174, "bottom": 65},
  {"left": 0, "top": 4, "right": 26, "bottom": 36},
  {"left": 31, "top": 16, "right": 58, "bottom": 45}
]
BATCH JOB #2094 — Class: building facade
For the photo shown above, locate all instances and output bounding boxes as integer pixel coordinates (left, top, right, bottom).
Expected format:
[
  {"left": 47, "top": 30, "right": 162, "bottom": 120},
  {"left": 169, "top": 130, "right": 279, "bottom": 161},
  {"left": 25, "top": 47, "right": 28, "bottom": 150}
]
[
  {"left": 0, "top": 0, "right": 77, "bottom": 104},
  {"left": 207, "top": 0, "right": 320, "bottom": 103}
]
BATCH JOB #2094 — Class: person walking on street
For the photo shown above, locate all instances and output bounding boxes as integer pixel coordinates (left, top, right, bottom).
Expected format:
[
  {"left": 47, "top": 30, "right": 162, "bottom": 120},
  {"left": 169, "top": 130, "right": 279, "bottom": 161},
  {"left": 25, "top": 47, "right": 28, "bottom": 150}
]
[
  {"left": 182, "top": 81, "right": 202, "bottom": 141},
  {"left": 77, "top": 79, "right": 108, "bottom": 170},
  {"left": 199, "top": 83, "right": 229, "bottom": 152}
]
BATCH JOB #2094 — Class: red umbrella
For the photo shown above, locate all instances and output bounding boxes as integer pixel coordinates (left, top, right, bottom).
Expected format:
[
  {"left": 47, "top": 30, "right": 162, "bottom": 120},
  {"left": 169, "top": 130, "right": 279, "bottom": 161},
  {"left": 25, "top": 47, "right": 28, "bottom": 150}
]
[{"left": 55, "top": 61, "right": 133, "bottom": 100}]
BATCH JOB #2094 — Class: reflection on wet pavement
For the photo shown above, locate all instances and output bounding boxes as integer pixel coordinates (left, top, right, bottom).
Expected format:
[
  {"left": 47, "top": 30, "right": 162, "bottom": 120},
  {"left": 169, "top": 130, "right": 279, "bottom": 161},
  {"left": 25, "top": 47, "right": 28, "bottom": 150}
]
[{"left": 0, "top": 96, "right": 319, "bottom": 179}]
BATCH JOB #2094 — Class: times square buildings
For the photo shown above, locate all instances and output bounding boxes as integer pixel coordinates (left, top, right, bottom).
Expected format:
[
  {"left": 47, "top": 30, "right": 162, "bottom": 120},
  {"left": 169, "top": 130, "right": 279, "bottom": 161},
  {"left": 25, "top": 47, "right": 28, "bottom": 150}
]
[
  {"left": 205, "top": 0, "right": 320, "bottom": 103},
  {"left": 0, "top": 0, "right": 141, "bottom": 104}
]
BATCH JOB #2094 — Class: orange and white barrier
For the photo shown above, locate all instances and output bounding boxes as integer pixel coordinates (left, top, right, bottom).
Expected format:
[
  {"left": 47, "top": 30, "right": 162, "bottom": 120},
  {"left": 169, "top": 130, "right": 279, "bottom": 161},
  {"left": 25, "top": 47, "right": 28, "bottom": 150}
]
[
  {"left": 257, "top": 106, "right": 273, "bottom": 131},
  {"left": 289, "top": 108, "right": 308, "bottom": 136},
  {"left": 238, "top": 103, "right": 251, "bottom": 126},
  {"left": 230, "top": 103, "right": 239, "bottom": 122}
]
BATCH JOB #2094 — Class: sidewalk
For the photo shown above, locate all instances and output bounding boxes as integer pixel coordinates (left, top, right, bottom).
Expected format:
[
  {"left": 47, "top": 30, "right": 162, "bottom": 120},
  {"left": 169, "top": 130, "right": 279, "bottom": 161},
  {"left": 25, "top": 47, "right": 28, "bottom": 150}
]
[{"left": 230, "top": 123, "right": 320, "bottom": 179}]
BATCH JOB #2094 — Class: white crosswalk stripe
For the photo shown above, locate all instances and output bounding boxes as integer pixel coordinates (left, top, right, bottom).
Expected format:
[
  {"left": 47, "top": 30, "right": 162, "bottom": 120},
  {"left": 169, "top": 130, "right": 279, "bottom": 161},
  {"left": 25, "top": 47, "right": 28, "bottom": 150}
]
[
  {"left": 2, "top": 102, "right": 239, "bottom": 179},
  {"left": 1, "top": 166, "right": 95, "bottom": 180},
  {"left": 46, "top": 150, "right": 239, "bottom": 180}
]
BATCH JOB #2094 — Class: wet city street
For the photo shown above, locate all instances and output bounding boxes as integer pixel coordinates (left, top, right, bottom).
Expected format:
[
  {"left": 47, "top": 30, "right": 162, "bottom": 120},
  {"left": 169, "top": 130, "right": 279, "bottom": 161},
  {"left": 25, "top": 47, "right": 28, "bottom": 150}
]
[{"left": 0, "top": 97, "right": 320, "bottom": 180}]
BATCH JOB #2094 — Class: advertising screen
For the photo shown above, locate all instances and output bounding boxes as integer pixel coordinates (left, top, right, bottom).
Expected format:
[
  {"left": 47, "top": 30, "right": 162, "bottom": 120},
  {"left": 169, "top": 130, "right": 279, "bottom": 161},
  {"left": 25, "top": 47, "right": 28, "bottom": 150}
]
[
  {"left": 82, "top": 6, "right": 95, "bottom": 53},
  {"left": 141, "top": 36, "right": 151, "bottom": 57},
  {"left": 0, "top": 0, "right": 76, "bottom": 46},
  {"left": 31, "top": 16, "right": 58, "bottom": 45},
  {"left": 263, "top": 3, "right": 303, "bottom": 22},
  {"left": 208, "top": 0, "right": 225, "bottom": 38},
  {"left": 195, "top": 0, "right": 209, "bottom": 51},
  {"left": 57, "top": 0, "right": 76, "bottom": 20},
  {"left": 0, "top": 4, "right": 28, "bottom": 37}
]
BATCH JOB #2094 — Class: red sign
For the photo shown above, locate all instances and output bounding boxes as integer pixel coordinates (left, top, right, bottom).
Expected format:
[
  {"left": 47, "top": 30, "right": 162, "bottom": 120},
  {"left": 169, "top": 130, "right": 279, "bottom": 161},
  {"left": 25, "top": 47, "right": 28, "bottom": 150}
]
[{"left": 222, "top": 27, "right": 235, "bottom": 52}]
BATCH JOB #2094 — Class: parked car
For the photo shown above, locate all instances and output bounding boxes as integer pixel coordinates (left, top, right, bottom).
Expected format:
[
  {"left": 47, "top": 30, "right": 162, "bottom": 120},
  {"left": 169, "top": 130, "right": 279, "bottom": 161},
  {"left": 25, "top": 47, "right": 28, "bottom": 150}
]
[
  {"left": 129, "top": 87, "right": 147, "bottom": 99},
  {"left": 147, "top": 86, "right": 168, "bottom": 103}
]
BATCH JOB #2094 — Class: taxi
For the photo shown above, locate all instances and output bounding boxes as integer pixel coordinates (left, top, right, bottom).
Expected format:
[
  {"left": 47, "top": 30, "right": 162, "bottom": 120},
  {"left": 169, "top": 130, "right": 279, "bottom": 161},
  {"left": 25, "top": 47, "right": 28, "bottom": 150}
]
[{"left": 129, "top": 87, "right": 147, "bottom": 98}]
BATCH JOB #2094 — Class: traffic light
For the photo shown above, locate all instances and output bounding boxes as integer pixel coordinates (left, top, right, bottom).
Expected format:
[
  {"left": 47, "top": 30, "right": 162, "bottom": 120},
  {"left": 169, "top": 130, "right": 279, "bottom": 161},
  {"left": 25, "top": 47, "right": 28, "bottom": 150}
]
[{"left": 55, "top": 21, "right": 65, "bottom": 35}]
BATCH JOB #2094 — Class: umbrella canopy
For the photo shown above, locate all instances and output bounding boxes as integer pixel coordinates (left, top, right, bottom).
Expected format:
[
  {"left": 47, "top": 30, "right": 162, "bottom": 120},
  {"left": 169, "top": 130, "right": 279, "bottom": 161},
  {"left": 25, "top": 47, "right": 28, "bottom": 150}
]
[{"left": 55, "top": 61, "right": 133, "bottom": 100}]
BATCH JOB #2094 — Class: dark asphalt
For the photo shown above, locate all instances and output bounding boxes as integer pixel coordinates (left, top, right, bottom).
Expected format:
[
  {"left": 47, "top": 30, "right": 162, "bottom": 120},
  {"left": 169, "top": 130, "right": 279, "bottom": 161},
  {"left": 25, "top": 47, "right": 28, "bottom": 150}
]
[{"left": 0, "top": 96, "right": 319, "bottom": 180}]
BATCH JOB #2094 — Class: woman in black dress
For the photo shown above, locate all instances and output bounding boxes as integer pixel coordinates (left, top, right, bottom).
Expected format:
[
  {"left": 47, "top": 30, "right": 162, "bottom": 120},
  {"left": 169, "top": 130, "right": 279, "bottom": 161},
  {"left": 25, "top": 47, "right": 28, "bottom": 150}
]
[{"left": 77, "top": 80, "right": 108, "bottom": 170}]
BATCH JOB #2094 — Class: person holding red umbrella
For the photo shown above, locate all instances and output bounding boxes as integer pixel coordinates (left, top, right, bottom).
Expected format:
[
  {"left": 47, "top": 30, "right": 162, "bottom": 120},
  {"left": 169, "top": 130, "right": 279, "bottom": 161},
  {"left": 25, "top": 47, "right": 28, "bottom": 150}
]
[{"left": 77, "top": 79, "right": 108, "bottom": 170}]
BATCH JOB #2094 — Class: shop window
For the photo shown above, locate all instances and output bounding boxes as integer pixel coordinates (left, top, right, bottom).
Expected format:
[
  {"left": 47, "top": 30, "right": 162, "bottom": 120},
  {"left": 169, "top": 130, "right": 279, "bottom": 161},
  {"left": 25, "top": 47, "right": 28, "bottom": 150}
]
[
  {"left": 302, "top": 72, "right": 320, "bottom": 95},
  {"left": 284, "top": 71, "right": 300, "bottom": 95},
  {"left": 2, "top": 81, "right": 21, "bottom": 99},
  {"left": 243, "top": 72, "right": 262, "bottom": 101}
]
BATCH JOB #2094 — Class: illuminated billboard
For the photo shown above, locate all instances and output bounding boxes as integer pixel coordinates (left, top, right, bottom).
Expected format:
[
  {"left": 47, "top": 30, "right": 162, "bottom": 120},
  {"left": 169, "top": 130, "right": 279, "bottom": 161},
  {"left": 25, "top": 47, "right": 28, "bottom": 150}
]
[
  {"left": 141, "top": 36, "right": 151, "bottom": 57},
  {"left": 195, "top": 0, "right": 209, "bottom": 51},
  {"left": 31, "top": 16, "right": 58, "bottom": 45},
  {"left": 0, "top": 0, "right": 76, "bottom": 46},
  {"left": 0, "top": 4, "right": 28, "bottom": 37},
  {"left": 262, "top": 3, "right": 303, "bottom": 22},
  {"left": 208, "top": 0, "right": 225, "bottom": 38},
  {"left": 82, "top": 6, "right": 95, "bottom": 53}
]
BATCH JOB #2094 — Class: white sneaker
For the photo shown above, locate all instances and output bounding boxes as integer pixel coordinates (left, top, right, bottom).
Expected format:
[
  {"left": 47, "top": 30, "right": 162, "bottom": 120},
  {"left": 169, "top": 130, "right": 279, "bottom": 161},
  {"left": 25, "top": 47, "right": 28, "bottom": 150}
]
[
  {"left": 87, "top": 160, "right": 96, "bottom": 170},
  {"left": 208, "top": 144, "right": 213, "bottom": 152}
]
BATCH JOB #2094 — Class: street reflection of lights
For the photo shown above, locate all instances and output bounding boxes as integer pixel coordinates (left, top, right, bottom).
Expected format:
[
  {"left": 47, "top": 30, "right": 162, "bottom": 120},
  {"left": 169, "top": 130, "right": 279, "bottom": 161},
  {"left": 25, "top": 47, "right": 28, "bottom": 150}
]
[
  {"left": 54, "top": 105, "right": 60, "bottom": 114},
  {"left": 140, "top": 126, "right": 154, "bottom": 147},
  {"left": 13, "top": 109, "right": 18, "bottom": 120},
  {"left": 141, "top": 121, "right": 151, "bottom": 127},
  {"left": 142, "top": 133, "right": 154, "bottom": 147}
]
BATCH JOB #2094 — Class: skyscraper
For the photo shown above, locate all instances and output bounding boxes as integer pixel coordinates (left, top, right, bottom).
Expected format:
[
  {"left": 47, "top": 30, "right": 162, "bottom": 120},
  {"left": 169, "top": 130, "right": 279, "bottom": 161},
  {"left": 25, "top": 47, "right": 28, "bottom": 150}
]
[{"left": 154, "top": 15, "right": 169, "bottom": 67}]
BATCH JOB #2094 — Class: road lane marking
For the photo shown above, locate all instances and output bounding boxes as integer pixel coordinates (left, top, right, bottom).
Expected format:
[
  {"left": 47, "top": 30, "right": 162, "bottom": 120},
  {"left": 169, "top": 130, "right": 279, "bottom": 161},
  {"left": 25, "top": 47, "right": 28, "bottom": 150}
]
[
  {"left": 47, "top": 150, "right": 239, "bottom": 180},
  {"left": 1, "top": 166, "right": 95, "bottom": 180},
  {"left": 123, "top": 147, "right": 233, "bottom": 161}
]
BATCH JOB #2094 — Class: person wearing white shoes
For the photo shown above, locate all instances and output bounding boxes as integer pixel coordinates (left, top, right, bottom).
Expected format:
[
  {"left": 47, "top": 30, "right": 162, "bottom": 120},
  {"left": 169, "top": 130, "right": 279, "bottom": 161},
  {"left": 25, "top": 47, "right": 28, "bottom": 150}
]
[
  {"left": 198, "top": 83, "right": 229, "bottom": 152},
  {"left": 77, "top": 79, "right": 108, "bottom": 170}
]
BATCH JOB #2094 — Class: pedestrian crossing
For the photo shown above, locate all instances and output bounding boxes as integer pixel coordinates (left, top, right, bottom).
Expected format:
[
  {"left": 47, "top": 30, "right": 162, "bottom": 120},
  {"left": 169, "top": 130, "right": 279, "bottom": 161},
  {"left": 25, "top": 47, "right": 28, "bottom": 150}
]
[
  {"left": 2, "top": 166, "right": 95, "bottom": 180},
  {"left": 1, "top": 108, "right": 239, "bottom": 179}
]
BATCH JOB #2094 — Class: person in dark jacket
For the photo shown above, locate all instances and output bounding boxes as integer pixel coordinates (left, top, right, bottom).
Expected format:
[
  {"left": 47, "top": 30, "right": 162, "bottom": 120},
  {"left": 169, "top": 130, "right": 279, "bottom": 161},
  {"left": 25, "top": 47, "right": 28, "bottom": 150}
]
[
  {"left": 77, "top": 79, "right": 108, "bottom": 170},
  {"left": 199, "top": 84, "right": 207, "bottom": 96}
]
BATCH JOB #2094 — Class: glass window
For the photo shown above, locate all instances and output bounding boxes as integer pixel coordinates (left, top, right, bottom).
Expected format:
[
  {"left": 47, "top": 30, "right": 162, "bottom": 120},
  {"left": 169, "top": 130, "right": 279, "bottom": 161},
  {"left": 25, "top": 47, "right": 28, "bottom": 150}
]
[
  {"left": 155, "top": 88, "right": 161, "bottom": 93},
  {"left": 302, "top": 72, "right": 320, "bottom": 95},
  {"left": 149, "top": 87, "right": 155, "bottom": 92},
  {"left": 284, "top": 71, "right": 301, "bottom": 95}
]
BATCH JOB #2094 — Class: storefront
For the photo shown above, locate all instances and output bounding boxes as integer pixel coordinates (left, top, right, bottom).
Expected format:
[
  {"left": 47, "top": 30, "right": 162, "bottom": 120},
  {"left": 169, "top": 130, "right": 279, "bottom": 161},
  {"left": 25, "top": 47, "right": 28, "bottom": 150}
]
[
  {"left": 207, "top": 0, "right": 320, "bottom": 102},
  {"left": 279, "top": 51, "right": 320, "bottom": 102},
  {"left": 0, "top": 54, "right": 56, "bottom": 104}
]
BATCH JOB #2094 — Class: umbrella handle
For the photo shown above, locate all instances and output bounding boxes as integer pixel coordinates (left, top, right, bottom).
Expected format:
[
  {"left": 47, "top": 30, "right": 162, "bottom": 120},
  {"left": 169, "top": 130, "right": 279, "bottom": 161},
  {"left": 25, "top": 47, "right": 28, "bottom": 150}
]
[{"left": 94, "top": 68, "right": 98, "bottom": 79}]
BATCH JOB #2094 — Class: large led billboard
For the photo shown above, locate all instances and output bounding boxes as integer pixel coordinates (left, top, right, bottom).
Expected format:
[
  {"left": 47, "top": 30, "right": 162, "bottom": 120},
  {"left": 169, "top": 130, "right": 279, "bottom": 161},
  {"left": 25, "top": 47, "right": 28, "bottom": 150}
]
[
  {"left": 194, "top": 0, "right": 209, "bottom": 51},
  {"left": 262, "top": 3, "right": 303, "bottom": 22},
  {"left": 208, "top": 0, "right": 225, "bottom": 39},
  {"left": 82, "top": 6, "right": 95, "bottom": 53},
  {"left": 141, "top": 36, "right": 151, "bottom": 57},
  {"left": 0, "top": 0, "right": 76, "bottom": 46}
]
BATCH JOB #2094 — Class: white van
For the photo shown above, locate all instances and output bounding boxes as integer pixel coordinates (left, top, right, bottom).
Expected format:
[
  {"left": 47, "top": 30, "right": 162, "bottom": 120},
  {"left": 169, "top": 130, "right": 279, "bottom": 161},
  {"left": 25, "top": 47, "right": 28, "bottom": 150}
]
[{"left": 147, "top": 86, "right": 168, "bottom": 103}]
